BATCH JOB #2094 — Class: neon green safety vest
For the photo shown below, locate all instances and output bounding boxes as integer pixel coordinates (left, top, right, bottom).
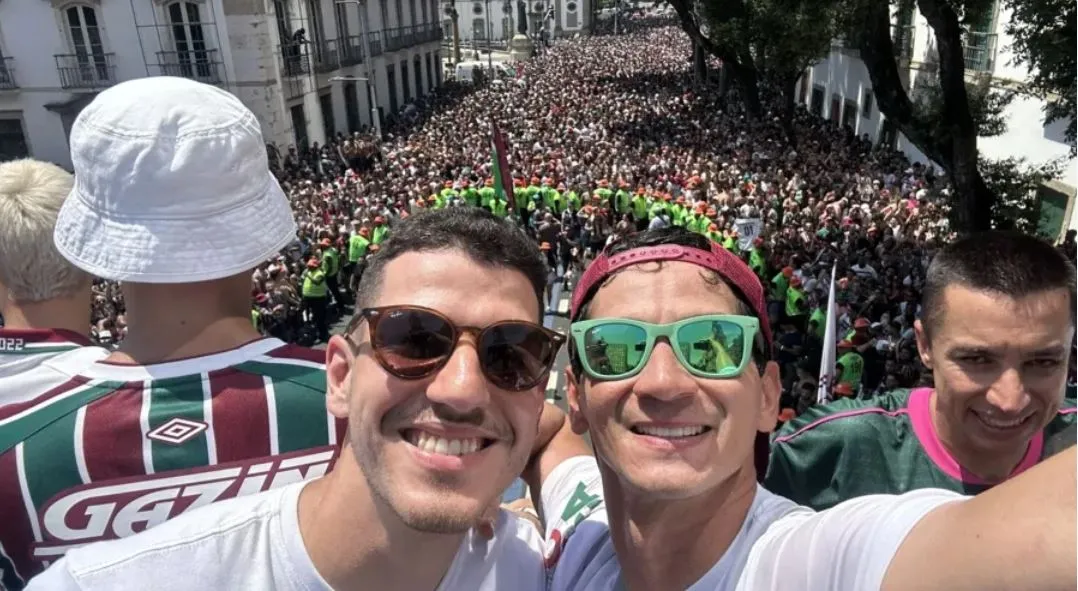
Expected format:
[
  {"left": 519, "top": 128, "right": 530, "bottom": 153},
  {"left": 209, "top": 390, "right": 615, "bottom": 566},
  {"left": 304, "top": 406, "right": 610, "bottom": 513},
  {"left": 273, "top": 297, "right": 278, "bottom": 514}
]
[
  {"left": 785, "top": 287, "right": 805, "bottom": 318},
  {"left": 302, "top": 269, "right": 327, "bottom": 298},
  {"left": 837, "top": 351, "right": 864, "bottom": 387},
  {"left": 349, "top": 234, "right": 370, "bottom": 262},
  {"left": 810, "top": 307, "right": 826, "bottom": 338}
]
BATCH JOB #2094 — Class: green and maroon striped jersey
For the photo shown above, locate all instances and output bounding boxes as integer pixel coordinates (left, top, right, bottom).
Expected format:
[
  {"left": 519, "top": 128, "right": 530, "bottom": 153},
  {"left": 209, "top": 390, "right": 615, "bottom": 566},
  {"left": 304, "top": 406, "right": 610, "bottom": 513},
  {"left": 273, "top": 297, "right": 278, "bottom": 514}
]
[
  {"left": 0, "top": 329, "right": 97, "bottom": 381},
  {"left": 764, "top": 387, "right": 1077, "bottom": 510},
  {"left": 0, "top": 338, "right": 345, "bottom": 590}
]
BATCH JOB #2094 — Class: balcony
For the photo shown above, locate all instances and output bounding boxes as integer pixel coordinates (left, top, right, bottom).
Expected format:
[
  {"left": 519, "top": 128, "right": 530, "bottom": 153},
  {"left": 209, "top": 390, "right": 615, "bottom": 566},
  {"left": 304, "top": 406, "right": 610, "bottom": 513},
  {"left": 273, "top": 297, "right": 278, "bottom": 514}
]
[
  {"left": 384, "top": 26, "right": 405, "bottom": 52},
  {"left": 312, "top": 39, "right": 341, "bottom": 73},
  {"left": 0, "top": 57, "right": 16, "bottom": 90},
  {"left": 55, "top": 53, "right": 116, "bottom": 90},
  {"left": 963, "top": 32, "right": 997, "bottom": 73},
  {"left": 279, "top": 43, "right": 310, "bottom": 77},
  {"left": 157, "top": 49, "right": 222, "bottom": 84},
  {"left": 368, "top": 31, "right": 384, "bottom": 57},
  {"left": 341, "top": 35, "right": 365, "bottom": 66}
]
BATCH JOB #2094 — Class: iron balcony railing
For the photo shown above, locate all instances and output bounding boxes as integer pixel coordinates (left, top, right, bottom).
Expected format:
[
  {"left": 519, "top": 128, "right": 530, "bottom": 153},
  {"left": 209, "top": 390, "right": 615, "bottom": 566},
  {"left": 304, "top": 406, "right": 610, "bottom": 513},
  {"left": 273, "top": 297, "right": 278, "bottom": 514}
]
[
  {"left": 384, "top": 26, "right": 404, "bottom": 52},
  {"left": 0, "top": 57, "right": 16, "bottom": 90},
  {"left": 55, "top": 53, "right": 116, "bottom": 89},
  {"left": 312, "top": 39, "right": 341, "bottom": 73},
  {"left": 369, "top": 30, "right": 383, "bottom": 56},
  {"left": 963, "top": 31, "right": 997, "bottom": 73},
  {"left": 279, "top": 42, "right": 310, "bottom": 77},
  {"left": 157, "top": 49, "right": 222, "bottom": 84},
  {"left": 341, "top": 35, "right": 365, "bottom": 66}
]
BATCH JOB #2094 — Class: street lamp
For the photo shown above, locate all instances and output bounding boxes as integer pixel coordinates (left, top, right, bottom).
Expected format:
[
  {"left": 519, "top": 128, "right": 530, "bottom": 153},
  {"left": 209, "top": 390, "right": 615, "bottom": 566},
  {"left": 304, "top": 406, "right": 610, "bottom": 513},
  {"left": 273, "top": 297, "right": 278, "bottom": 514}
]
[{"left": 335, "top": 0, "right": 382, "bottom": 140}]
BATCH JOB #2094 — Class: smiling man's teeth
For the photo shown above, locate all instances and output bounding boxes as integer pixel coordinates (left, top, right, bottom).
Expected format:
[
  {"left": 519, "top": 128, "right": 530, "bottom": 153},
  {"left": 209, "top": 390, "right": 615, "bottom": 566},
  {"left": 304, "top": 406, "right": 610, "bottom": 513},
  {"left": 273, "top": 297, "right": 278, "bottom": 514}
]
[
  {"left": 978, "top": 414, "right": 1026, "bottom": 429},
  {"left": 634, "top": 425, "right": 707, "bottom": 438},
  {"left": 408, "top": 431, "right": 483, "bottom": 456}
]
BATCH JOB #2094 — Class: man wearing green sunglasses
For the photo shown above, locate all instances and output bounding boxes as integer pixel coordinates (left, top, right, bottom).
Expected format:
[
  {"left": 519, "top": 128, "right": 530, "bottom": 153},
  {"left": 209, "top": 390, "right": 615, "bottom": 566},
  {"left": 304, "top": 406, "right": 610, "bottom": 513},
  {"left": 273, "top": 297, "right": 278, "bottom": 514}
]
[{"left": 536, "top": 227, "right": 1075, "bottom": 590}]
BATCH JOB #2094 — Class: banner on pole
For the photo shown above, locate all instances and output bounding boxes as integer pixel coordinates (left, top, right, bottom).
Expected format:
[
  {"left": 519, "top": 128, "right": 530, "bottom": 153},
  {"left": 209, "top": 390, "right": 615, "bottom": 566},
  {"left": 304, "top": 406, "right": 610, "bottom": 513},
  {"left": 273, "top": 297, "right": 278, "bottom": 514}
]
[
  {"left": 817, "top": 264, "right": 839, "bottom": 405},
  {"left": 490, "top": 120, "right": 515, "bottom": 211}
]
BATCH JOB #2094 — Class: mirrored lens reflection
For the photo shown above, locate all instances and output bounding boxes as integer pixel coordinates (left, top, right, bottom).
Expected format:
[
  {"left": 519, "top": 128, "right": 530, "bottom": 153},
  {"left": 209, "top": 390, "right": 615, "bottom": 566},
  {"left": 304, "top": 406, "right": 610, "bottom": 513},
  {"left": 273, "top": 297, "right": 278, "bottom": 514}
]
[
  {"left": 678, "top": 320, "right": 745, "bottom": 375},
  {"left": 584, "top": 323, "right": 648, "bottom": 377}
]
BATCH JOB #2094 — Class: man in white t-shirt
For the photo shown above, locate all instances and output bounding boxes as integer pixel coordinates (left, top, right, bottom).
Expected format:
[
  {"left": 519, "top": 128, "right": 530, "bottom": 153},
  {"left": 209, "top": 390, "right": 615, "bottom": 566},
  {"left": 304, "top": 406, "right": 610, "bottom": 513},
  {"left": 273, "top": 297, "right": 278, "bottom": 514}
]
[
  {"left": 28, "top": 208, "right": 577, "bottom": 590},
  {"left": 536, "top": 226, "right": 1075, "bottom": 591}
]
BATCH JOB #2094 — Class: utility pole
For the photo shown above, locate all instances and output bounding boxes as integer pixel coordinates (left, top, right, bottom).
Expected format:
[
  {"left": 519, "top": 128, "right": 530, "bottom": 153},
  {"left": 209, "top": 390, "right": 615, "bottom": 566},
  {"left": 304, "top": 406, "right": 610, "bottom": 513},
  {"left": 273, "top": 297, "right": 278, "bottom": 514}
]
[
  {"left": 336, "top": 0, "right": 382, "bottom": 140},
  {"left": 485, "top": 0, "right": 493, "bottom": 72},
  {"left": 447, "top": 1, "right": 461, "bottom": 65}
]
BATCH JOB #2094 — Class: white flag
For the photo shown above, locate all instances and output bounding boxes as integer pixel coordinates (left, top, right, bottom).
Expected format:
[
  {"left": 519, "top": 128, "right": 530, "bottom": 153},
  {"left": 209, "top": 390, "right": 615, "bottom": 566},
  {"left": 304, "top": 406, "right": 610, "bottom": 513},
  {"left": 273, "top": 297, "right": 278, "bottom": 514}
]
[{"left": 817, "top": 264, "right": 839, "bottom": 404}]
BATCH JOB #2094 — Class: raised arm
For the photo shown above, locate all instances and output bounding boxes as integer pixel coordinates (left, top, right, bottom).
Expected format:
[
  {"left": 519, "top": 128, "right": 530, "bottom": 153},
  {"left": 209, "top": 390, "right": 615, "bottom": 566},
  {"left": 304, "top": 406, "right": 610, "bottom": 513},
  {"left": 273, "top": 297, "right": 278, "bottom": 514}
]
[
  {"left": 883, "top": 446, "right": 1076, "bottom": 590},
  {"left": 521, "top": 402, "right": 592, "bottom": 525}
]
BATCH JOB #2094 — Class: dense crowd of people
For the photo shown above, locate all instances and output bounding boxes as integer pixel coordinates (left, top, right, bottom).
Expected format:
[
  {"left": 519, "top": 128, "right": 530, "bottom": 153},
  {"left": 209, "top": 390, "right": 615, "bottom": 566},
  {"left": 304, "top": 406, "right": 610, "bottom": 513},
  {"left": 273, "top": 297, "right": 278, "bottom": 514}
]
[{"left": 78, "top": 16, "right": 1078, "bottom": 408}]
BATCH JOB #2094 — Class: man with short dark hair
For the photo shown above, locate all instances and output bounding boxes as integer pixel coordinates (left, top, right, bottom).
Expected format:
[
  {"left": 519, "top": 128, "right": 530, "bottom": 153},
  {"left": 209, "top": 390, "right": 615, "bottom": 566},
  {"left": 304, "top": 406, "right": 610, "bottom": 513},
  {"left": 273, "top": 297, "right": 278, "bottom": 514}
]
[
  {"left": 29, "top": 207, "right": 582, "bottom": 590},
  {"left": 767, "top": 231, "right": 1077, "bottom": 509},
  {"left": 541, "top": 226, "right": 1075, "bottom": 590}
]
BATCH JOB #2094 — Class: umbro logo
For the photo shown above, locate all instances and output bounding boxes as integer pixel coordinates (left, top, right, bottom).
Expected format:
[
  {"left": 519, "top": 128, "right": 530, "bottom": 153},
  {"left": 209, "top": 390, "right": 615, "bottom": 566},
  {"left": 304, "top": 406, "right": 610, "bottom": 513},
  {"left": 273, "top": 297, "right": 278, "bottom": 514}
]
[{"left": 146, "top": 417, "right": 208, "bottom": 445}]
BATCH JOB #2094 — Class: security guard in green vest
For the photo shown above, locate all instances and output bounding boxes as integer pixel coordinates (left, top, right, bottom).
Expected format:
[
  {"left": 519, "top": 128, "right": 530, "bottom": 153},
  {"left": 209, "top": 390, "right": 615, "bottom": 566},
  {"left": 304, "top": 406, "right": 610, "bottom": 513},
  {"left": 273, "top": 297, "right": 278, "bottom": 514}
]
[
  {"left": 748, "top": 237, "right": 768, "bottom": 280},
  {"left": 301, "top": 257, "right": 329, "bottom": 342},
  {"left": 809, "top": 306, "right": 827, "bottom": 339},
  {"left": 371, "top": 216, "right": 389, "bottom": 245},
  {"left": 631, "top": 189, "right": 649, "bottom": 231},
  {"left": 318, "top": 238, "right": 341, "bottom": 309},
  {"left": 614, "top": 181, "right": 632, "bottom": 216},
  {"left": 348, "top": 227, "right": 371, "bottom": 294},
  {"left": 835, "top": 339, "right": 865, "bottom": 393},
  {"left": 479, "top": 178, "right": 497, "bottom": 210},
  {"left": 785, "top": 275, "right": 807, "bottom": 329},
  {"left": 594, "top": 180, "right": 614, "bottom": 210},
  {"left": 439, "top": 180, "right": 458, "bottom": 205},
  {"left": 460, "top": 180, "right": 479, "bottom": 207},
  {"left": 705, "top": 223, "right": 723, "bottom": 244}
]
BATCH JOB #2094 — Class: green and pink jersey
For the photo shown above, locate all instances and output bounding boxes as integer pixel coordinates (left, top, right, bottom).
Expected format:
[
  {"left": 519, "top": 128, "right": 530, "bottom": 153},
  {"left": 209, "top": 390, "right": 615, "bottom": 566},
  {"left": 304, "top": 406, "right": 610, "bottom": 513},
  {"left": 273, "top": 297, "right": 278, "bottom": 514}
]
[
  {"left": 0, "top": 329, "right": 96, "bottom": 380},
  {"left": 0, "top": 338, "right": 345, "bottom": 590},
  {"left": 765, "top": 387, "right": 1077, "bottom": 510}
]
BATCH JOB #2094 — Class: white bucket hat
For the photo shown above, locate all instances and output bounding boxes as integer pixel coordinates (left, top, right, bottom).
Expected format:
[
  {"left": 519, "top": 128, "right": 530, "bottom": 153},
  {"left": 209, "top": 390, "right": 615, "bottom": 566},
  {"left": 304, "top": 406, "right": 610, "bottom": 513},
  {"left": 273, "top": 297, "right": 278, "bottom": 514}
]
[{"left": 54, "top": 76, "right": 297, "bottom": 283}]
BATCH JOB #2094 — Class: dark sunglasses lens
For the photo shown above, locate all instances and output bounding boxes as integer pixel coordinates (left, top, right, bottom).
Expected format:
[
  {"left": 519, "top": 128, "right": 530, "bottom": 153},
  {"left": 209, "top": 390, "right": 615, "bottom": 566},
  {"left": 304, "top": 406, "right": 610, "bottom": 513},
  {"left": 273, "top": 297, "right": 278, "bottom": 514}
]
[
  {"left": 373, "top": 308, "right": 455, "bottom": 377},
  {"left": 478, "top": 324, "right": 556, "bottom": 390},
  {"left": 582, "top": 322, "right": 648, "bottom": 377},
  {"left": 677, "top": 319, "right": 746, "bottom": 376}
]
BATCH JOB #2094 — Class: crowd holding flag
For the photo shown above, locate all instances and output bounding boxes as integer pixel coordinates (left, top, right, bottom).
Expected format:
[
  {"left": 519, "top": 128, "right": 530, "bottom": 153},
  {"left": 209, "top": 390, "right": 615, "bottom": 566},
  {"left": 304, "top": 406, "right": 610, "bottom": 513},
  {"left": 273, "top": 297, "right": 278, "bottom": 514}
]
[{"left": 490, "top": 120, "right": 515, "bottom": 211}]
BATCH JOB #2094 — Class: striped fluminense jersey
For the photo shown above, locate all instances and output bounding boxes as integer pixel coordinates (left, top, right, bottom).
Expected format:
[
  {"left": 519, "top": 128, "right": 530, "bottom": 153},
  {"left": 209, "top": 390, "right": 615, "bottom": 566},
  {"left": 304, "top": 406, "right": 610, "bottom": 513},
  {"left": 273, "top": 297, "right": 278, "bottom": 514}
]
[
  {"left": 0, "top": 329, "right": 95, "bottom": 381},
  {"left": 0, "top": 338, "right": 346, "bottom": 590}
]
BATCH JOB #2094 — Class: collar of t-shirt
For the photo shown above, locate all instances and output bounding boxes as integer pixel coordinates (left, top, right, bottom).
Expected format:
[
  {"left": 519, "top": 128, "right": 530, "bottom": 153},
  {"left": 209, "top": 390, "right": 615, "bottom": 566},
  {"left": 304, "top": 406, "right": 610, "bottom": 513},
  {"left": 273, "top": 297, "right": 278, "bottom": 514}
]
[{"left": 0, "top": 327, "right": 93, "bottom": 347}]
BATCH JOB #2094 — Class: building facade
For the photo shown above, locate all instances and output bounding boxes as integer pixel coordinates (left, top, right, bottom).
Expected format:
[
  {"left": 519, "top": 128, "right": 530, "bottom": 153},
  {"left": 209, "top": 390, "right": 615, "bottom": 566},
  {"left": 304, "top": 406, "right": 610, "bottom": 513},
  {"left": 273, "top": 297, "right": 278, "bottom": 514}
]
[
  {"left": 0, "top": 0, "right": 444, "bottom": 168},
  {"left": 799, "top": 1, "right": 1078, "bottom": 235},
  {"left": 441, "top": 0, "right": 590, "bottom": 46}
]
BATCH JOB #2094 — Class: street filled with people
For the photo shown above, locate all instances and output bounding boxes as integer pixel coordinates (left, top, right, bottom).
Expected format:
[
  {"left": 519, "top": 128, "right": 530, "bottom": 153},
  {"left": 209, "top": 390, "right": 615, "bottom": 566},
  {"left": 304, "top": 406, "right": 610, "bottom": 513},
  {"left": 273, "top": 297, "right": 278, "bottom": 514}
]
[{"left": 0, "top": 11, "right": 1075, "bottom": 591}]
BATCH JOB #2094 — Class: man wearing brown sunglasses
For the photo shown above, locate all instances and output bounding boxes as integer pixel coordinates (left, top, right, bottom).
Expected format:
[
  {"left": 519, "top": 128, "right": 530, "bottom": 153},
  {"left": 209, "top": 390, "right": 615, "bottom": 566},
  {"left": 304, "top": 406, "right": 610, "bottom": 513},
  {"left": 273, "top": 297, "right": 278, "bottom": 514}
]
[{"left": 28, "top": 208, "right": 587, "bottom": 590}]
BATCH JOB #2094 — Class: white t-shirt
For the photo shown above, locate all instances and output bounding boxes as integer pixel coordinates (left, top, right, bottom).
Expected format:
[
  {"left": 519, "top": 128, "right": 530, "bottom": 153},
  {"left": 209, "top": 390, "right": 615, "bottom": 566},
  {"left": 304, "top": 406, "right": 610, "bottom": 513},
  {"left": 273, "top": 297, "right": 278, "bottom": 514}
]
[
  {"left": 28, "top": 480, "right": 547, "bottom": 590},
  {"left": 544, "top": 457, "right": 964, "bottom": 591}
]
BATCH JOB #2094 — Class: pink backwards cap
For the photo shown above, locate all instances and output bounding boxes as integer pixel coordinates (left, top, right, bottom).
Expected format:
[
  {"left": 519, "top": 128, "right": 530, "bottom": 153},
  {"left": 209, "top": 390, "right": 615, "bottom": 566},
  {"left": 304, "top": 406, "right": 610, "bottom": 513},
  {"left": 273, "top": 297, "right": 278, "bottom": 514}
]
[{"left": 570, "top": 243, "right": 773, "bottom": 350}]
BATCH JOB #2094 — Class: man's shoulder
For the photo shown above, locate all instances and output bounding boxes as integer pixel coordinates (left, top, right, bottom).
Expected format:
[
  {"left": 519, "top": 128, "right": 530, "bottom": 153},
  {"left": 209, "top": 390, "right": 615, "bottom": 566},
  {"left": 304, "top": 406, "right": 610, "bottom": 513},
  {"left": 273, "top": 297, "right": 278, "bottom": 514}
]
[
  {"left": 0, "top": 346, "right": 110, "bottom": 406},
  {"left": 773, "top": 389, "right": 916, "bottom": 446}
]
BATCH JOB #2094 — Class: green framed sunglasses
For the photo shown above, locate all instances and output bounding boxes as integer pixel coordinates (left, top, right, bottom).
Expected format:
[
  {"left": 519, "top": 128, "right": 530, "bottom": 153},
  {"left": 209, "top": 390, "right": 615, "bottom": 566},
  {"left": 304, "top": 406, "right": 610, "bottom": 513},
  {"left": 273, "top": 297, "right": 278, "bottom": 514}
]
[{"left": 570, "top": 315, "right": 760, "bottom": 380}]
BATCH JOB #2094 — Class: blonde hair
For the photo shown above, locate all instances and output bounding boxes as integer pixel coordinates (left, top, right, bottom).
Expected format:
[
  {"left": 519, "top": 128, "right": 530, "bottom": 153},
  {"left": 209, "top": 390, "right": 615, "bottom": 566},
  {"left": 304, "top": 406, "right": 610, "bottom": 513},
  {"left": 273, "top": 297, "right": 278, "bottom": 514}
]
[{"left": 0, "top": 159, "right": 88, "bottom": 302}]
